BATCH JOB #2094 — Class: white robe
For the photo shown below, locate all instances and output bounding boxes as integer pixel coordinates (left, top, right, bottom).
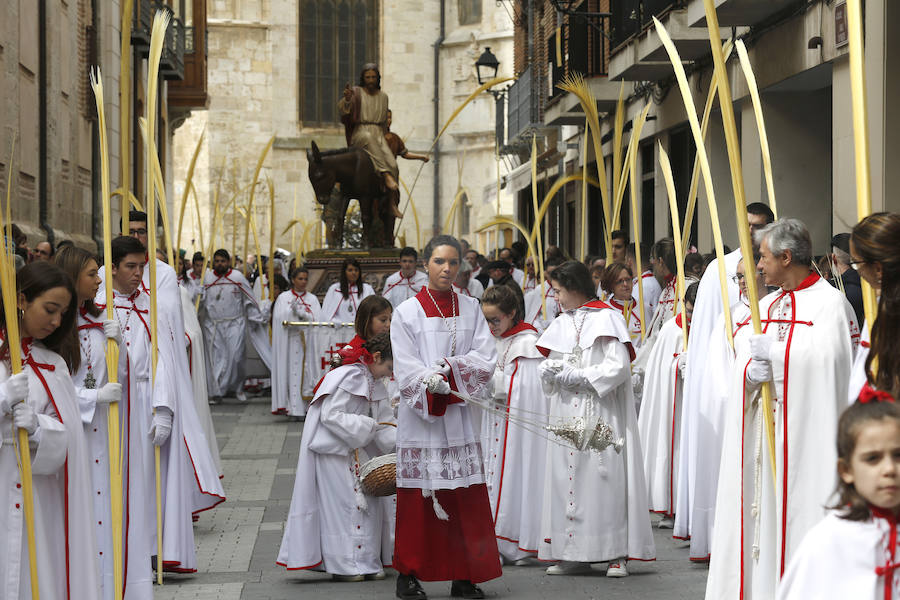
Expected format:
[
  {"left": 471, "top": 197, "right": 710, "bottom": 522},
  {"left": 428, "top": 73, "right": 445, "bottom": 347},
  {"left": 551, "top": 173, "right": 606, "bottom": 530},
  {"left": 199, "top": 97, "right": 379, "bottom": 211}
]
[
  {"left": 180, "top": 270, "right": 204, "bottom": 303},
  {"left": 271, "top": 289, "right": 322, "bottom": 416},
  {"left": 673, "top": 249, "right": 741, "bottom": 554},
  {"left": 74, "top": 311, "right": 154, "bottom": 599},
  {"left": 535, "top": 303, "right": 656, "bottom": 563},
  {"left": 276, "top": 363, "right": 396, "bottom": 574},
  {"left": 849, "top": 320, "right": 870, "bottom": 403},
  {"left": 391, "top": 290, "right": 497, "bottom": 491},
  {"left": 453, "top": 279, "right": 484, "bottom": 300},
  {"left": 608, "top": 297, "right": 644, "bottom": 349},
  {"left": 321, "top": 282, "right": 375, "bottom": 325},
  {"left": 632, "top": 270, "right": 662, "bottom": 326},
  {"left": 0, "top": 340, "right": 99, "bottom": 600},
  {"left": 522, "top": 273, "right": 538, "bottom": 294},
  {"left": 524, "top": 284, "right": 561, "bottom": 334},
  {"left": 633, "top": 276, "right": 678, "bottom": 374},
  {"left": 637, "top": 315, "right": 685, "bottom": 516},
  {"left": 180, "top": 288, "right": 223, "bottom": 478},
  {"left": 480, "top": 326, "right": 548, "bottom": 561},
  {"left": 778, "top": 511, "right": 900, "bottom": 600},
  {"left": 382, "top": 270, "right": 428, "bottom": 308},
  {"left": 705, "top": 275, "right": 859, "bottom": 600},
  {"left": 200, "top": 268, "right": 271, "bottom": 396}
]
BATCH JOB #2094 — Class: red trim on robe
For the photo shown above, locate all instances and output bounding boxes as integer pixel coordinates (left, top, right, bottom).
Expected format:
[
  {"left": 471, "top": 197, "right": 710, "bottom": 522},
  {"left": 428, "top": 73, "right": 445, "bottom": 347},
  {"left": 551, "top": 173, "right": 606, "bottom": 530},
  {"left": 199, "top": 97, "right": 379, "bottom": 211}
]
[{"left": 500, "top": 321, "right": 538, "bottom": 338}]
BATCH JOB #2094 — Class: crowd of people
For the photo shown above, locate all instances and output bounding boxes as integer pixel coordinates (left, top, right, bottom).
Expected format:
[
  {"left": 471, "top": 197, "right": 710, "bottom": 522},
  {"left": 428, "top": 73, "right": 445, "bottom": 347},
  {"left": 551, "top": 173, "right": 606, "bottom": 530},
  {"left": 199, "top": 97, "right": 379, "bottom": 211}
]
[{"left": 1, "top": 206, "right": 899, "bottom": 599}]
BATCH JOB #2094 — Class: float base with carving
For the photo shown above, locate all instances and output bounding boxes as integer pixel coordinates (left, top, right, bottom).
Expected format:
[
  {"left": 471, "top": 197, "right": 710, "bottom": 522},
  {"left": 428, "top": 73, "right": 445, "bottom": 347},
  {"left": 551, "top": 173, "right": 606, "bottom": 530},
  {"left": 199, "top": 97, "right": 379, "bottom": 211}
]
[{"left": 304, "top": 248, "right": 405, "bottom": 298}]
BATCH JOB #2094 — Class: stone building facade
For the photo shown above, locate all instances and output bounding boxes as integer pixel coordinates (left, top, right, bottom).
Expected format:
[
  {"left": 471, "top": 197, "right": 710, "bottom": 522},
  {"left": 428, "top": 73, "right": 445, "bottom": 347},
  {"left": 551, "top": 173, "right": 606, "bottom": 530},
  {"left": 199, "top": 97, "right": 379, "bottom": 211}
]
[{"left": 173, "top": 0, "right": 516, "bottom": 258}]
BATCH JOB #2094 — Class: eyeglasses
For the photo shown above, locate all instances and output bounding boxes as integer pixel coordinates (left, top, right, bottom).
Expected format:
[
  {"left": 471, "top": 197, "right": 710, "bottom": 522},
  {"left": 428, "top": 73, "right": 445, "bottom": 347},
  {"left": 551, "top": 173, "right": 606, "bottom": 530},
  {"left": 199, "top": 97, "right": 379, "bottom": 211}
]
[
  {"left": 730, "top": 273, "right": 746, "bottom": 285},
  {"left": 129, "top": 228, "right": 148, "bottom": 236}
]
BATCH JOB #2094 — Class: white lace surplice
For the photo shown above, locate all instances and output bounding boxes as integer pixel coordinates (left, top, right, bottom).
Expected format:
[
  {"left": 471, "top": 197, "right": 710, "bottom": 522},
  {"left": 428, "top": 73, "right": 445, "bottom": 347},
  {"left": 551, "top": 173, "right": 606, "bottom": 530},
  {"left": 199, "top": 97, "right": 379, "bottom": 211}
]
[{"left": 391, "top": 292, "right": 497, "bottom": 491}]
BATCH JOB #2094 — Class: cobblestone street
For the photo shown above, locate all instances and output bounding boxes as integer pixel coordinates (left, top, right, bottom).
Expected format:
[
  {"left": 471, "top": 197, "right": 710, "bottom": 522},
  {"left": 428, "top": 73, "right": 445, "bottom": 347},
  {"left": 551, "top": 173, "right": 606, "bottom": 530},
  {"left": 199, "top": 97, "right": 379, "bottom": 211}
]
[{"left": 153, "top": 395, "right": 709, "bottom": 599}]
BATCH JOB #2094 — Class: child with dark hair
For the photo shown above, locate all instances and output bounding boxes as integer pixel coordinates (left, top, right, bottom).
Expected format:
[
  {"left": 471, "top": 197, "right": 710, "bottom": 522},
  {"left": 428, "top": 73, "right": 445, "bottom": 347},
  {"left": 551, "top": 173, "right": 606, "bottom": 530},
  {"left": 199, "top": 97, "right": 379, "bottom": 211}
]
[
  {"left": 479, "top": 285, "right": 549, "bottom": 564},
  {"left": 337, "top": 295, "right": 393, "bottom": 367},
  {"left": 536, "top": 260, "right": 655, "bottom": 576},
  {"left": 277, "top": 331, "right": 397, "bottom": 580},
  {"left": 321, "top": 258, "right": 376, "bottom": 324},
  {"left": 778, "top": 389, "right": 900, "bottom": 599}
]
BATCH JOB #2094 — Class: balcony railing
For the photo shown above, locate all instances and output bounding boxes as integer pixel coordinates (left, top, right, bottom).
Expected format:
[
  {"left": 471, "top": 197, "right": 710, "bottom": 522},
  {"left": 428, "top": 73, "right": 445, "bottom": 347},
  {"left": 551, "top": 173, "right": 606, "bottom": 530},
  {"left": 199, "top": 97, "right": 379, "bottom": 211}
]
[
  {"left": 132, "top": 0, "right": 154, "bottom": 54},
  {"left": 507, "top": 64, "right": 542, "bottom": 144},
  {"left": 159, "top": 8, "right": 186, "bottom": 81},
  {"left": 549, "top": 11, "right": 612, "bottom": 102},
  {"left": 611, "top": 0, "right": 684, "bottom": 49}
]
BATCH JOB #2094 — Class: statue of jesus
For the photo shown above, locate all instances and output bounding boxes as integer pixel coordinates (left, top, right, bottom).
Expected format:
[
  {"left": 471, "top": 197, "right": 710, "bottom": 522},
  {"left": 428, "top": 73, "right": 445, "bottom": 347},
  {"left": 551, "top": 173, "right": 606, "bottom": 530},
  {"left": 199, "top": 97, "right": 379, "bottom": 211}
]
[{"left": 338, "top": 63, "right": 402, "bottom": 219}]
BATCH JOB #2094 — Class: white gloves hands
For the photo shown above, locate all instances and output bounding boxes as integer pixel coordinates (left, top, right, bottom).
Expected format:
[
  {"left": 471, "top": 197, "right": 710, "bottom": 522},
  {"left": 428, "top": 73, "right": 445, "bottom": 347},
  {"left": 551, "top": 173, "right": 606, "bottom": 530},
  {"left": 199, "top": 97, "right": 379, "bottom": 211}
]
[
  {"left": 96, "top": 382, "right": 122, "bottom": 405},
  {"left": 747, "top": 358, "right": 773, "bottom": 384},
  {"left": 631, "top": 372, "right": 644, "bottom": 396},
  {"left": 557, "top": 365, "right": 588, "bottom": 390},
  {"left": 12, "top": 402, "right": 39, "bottom": 435},
  {"left": 677, "top": 352, "right": 688, "bottom": 378},
  {"left": 149, "top": 408, "right": 173, "bottom": 446},
  {"left": 749, "top": 334, "right": 773, "bottom": 362},
  {"left": 103, "top": 319, "right": 123, "bottom": 346},
  {"left": 425, "top": 373, "right": 451, "bottom": 395},
  {"left": 259, "top": 299, "right": 273, "bottom": 316},
  {"left": 433, "top": 360, "right": 452, "bottom": 379},
  {"left": 540, "top": 359, "right": 564, "bottom": 386},
  {"left": 0, "top": 373, "right": 29, "bottom": 415},
  {"left": 291, "top": 303, "right": 312, "bottom": 321}
]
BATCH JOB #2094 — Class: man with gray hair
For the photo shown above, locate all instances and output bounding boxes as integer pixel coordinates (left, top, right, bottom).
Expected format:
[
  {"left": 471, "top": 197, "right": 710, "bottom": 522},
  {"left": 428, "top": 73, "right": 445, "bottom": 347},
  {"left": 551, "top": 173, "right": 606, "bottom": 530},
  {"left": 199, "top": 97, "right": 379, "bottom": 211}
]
[
  {"left": 452, "top": 256, "right": 484, "bottom": 299},
  {"left": 705, "top": 217, "right": 860, "bottom": 599},
  {"left": 830, "top": 232, "right": 864, "bottom": 324}
]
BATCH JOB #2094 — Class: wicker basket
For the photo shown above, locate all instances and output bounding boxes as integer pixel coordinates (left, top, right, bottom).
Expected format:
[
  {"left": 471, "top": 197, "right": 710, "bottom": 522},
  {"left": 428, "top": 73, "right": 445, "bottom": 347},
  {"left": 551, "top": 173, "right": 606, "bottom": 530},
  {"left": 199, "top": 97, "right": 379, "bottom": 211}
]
[{"left": 359, "top": 453, "right": 397, "bottom": 497}]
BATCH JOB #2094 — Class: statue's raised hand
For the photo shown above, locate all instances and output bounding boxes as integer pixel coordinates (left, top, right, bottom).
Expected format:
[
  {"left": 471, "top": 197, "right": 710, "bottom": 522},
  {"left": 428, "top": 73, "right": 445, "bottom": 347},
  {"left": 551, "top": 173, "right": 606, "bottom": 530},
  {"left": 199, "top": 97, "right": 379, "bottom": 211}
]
[{"left": 343, "top": 84, "right": 353, "bottom": 101}]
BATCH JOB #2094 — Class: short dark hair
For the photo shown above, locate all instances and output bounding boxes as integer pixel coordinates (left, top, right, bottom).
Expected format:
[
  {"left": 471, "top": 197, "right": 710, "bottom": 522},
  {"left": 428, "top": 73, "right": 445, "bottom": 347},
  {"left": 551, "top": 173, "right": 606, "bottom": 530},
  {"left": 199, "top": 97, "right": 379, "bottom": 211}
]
[
  {"left": 424, "top": 235, "right": 461, "bottom": 261},
  {"left": 482, "top": 282, "right": 523, "bottom": 323},
  {"left": 684, "top": 253, "right": 706, "bottom": 278},
  {"left": 192, "top": 251, "right": 204, "bottom": 263},
  {"left": 111, "top": 235, "right": 145, "bottom": 267},
  {"left": 600, "top": 262, "right": 632, "bottom": 296},
  {"left": 289, "top": 266, "right": 309, "bottom": 280},
  {"left": 399, "top": 246, "right": 418, "bottom": 260},
  {"left": 544, "top": 256, "right": 565, "bottom": 268},
  {"left": 214, "top": 249, "right": 230, "bottom": 261},
  {"left": 685, "top": 281, "right": 700, "bottom": 306},
  {"left": 272, "top": 274, "right": 289, "bottom": 294},
  {"left": 364, "top": 332, "right": 392, "bottom": 360},
  {"left": 548, "top": 260, "right": 597, "bottom": 300},
  {"left": 746, "top": 202, "right": 775, "bottom": 224},
  {"left": 611, "top": 230, "right": 629, "bottom": 244}
]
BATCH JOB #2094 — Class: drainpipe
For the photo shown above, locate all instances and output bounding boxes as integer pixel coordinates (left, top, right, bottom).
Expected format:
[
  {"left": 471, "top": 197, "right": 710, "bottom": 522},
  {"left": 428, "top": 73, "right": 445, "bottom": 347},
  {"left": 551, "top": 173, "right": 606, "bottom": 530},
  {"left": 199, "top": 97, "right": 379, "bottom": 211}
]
[
  {"left": 38, "top": 0, "right": 54, "bottom": 246},
  {"left": 432, "top": 0, "right": 445, "bottom": 234}
]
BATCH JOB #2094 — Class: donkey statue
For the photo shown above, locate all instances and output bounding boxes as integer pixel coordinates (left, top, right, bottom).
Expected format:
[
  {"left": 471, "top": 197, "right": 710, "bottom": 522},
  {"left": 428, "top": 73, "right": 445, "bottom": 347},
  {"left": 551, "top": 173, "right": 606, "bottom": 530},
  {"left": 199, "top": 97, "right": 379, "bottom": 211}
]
[{"left": 306, "top": 141, "right": 396, "bottom": 248}]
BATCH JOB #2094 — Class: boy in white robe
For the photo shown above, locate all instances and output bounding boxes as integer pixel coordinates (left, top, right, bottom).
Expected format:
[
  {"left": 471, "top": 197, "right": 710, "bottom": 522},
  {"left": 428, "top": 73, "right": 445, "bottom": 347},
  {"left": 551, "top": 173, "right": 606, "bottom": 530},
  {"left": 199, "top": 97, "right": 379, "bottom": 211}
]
[
  {"left": 272, "top": 266, "right": 322, "bottom": 417},
  {"left": 276, "top": 334, "right": 396, "bottom": 579},
  {"left": 536, "top": 260, "right": 655, "bottom": 577},
  {"left": 382, "top": 247, "right": 428, "bottom": 308}
]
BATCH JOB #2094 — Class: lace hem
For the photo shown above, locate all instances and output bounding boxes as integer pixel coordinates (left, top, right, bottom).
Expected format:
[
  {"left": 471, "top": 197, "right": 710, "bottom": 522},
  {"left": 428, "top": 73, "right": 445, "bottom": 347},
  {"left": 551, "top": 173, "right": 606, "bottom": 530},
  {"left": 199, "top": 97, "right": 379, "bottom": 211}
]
[{"left": 396, "top": 442, "right": 485, "bottom": 485}]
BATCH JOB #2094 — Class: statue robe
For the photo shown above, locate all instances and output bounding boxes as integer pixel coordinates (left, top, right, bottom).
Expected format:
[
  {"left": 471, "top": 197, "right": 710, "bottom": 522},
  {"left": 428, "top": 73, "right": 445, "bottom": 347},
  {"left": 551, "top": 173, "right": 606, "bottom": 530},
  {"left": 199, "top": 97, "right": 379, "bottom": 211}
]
[{"left": 339, "top": 86, "right": 399, "bottom": 180}]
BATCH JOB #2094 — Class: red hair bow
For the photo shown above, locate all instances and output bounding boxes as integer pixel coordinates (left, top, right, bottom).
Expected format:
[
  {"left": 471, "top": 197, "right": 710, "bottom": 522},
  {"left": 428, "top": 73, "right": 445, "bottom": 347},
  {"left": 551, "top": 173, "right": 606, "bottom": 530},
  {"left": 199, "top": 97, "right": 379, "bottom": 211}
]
[{"left": 858, "top": 383, "right": 896, "bottom": 404}]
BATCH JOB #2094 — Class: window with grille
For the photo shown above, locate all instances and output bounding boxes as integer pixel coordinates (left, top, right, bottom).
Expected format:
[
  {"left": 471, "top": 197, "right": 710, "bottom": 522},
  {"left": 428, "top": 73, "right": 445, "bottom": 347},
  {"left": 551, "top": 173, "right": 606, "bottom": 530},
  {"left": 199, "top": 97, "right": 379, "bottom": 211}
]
[
  {"left": 299, "top": 0, "right": 379, "bottom": 126},
  {"left": 458, "top": 0, "right": 482, "bottom": 25}
]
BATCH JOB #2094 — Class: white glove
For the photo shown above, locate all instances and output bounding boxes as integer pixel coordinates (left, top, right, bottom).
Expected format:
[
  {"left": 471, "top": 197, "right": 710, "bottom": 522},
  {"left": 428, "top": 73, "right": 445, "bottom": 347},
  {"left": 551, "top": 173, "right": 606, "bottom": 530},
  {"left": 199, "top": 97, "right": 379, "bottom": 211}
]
[
  {"left": 747, "top": 358, "right": 773, "bottom": 384},
  {"left": 12, "top": 402, "right": 38, "bottom": 435},
  {"left": 0, "top": 373, "right": 29, "bottom": 415},
  {"left": 148, "top": 408, "right": 173, "bottom": 447},
  {"left": 557, "top": 365, "right": 588, "bottom": 390},
  {"left": 291, "top": 303, "right": 311, "bottom": 321},
  {"left": 433, "top": 360, "right": 451, "bottom": 379},
  {"left": 103, "top": 319, "right": 123, "bottom": 346},
  {"left": 677, "top": 352, "right": 688, "bottom": 379},
  {"left": 96, "top": 382, "right": 122, "bottom": 405},
  {"left": 259, "top": 299, "right": 273, "bottom": 315},
  {"left": 631, "top": 372, "right": 644, "bottom": 396},
  {"left": 539, "top": 359, "right": 561, "bottom": 386},
  {"left": 425, "top": 373, "right": 451, "bottom": 395},
  {"left": 749, "top": 334, "right": 773, "bottom": 362}
]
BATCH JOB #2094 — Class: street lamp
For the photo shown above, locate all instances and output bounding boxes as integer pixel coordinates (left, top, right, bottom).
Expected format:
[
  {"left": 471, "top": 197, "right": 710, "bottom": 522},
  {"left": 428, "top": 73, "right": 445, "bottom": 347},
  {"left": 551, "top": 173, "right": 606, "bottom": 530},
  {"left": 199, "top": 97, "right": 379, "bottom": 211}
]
[{"left": 475, "top": 47, "right": 500, "bottom": 85}]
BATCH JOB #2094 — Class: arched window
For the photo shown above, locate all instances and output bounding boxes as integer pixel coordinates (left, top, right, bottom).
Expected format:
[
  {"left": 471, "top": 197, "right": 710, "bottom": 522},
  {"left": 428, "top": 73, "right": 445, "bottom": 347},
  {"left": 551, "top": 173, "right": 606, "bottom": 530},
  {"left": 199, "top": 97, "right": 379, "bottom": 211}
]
[{"left": 300, "top": 0, "right": 379, "bottom": 126}]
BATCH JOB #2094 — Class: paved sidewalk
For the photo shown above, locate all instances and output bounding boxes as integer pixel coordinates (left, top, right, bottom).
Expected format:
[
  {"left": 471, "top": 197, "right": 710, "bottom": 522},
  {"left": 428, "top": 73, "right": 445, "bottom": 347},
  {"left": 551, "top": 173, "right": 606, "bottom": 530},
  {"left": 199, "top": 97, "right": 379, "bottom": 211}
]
[{"left": 154, "top": 395, "right": 709, "bottom": 599}]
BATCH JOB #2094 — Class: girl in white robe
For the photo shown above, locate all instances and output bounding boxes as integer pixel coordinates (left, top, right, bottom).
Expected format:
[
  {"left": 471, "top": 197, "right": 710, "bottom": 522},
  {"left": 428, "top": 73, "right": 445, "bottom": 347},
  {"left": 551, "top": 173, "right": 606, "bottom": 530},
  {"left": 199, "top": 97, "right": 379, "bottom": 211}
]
[
  {"left": 321, "top": 258, "right": 375, "bottom": 324},
  {"left": 600, "top": 262, "right": 644, "bottom": 349},
  {"left": 535, "top": 260, "right": 655, "bottom": 577},
  {"left": 480, "top": 285, "right": 549, "bottom": 564},
  {"left": 277, "top": 334, "right": 396, "bottom": 579},
  {"left": 636, "top": 282, "right": 697, "bottom": 528},
  {"left": 778, "top": 388, "right": 900, "bottom": 600},
  {"left": 272, "top": 267, "right": 322, "bottom": 416},
  {"left": 57, "top": 246, "right": 155, "bottom": 599},
  {"left": 0, "top": 262, "right": 100, "bottom": 599}
]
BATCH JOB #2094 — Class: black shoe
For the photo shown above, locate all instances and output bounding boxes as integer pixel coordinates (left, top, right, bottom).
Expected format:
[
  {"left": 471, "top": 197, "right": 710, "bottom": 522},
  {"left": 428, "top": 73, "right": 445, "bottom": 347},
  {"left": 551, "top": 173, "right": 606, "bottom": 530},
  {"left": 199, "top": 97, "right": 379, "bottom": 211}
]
[
  {"left": 396, "top": 574, "right": 427, "bottom": 600},
  {"left": 450, "top": 580, "right": 485, "bottom": 599}
]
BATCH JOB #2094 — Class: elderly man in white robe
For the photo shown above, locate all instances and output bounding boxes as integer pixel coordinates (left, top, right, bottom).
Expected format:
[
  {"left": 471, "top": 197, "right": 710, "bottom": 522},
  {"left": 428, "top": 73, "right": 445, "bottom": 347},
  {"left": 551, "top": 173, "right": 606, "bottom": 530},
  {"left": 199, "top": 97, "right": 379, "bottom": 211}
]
[
  {"left": 705, "top": 218, "right": 859, "bottom": 600},
  {"left": 383, "top": 247, "right": 428, "bottom": 308},
  {"left": 200, "top": 248, "right": 272, "bottom": 403},
  {"left": 674, "top": 202, "right": 775, "bottom": 556}
]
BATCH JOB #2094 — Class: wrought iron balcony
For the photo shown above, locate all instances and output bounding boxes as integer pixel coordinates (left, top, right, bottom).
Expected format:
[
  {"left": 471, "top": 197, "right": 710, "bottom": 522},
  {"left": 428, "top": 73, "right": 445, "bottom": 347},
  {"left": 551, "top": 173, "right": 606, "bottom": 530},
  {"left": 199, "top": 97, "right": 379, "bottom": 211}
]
[
  {"left": 159, "top": 7, "right": 186, "bottom": 81},
  {"left": 506, "top": 64, "right": 543, "bottom": 146},
  {"left": 132, "top": 0, "right": 154, "bottom": 55}
]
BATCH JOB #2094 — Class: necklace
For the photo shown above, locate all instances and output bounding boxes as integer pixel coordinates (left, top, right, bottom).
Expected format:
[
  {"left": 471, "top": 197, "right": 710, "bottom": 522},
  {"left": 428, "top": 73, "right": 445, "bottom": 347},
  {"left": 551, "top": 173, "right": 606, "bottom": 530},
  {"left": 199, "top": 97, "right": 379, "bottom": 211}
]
[
  {"left": 568, "top": 310, "right": 587, "bottom": 366},
  {"left": 79, "top": 326, "right": 96, "bottom": 389},
  {"left": 426, "top": 287, "right": 457, "bottom": 355},
  {"left": 498, "top": 335, "right": 515, "bottom": 373}
]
